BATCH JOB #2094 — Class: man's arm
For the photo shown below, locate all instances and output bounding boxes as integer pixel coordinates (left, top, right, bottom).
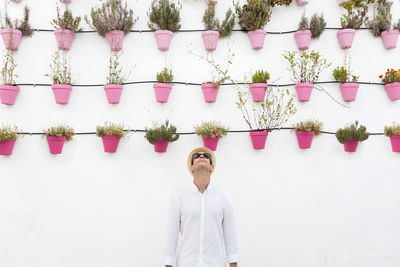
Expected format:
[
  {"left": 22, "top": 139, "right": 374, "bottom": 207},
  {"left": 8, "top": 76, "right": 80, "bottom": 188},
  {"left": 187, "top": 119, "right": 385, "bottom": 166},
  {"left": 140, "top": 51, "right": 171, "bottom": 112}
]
[
  {"left": 223, "top": 193, "right": 239, "bottom": 265},
  {"left": 164, "top": 194, "right": 180, "bottom": 267}
]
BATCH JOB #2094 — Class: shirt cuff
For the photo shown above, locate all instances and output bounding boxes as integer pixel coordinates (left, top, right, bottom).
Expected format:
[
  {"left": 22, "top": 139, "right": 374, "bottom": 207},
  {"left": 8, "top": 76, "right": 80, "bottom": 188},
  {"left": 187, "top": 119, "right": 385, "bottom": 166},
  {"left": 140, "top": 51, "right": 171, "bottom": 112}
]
[
  {"left": 164, "top": 256, "right": 175, "bottom": 266},
  {"left": 227, "top": 254, "right": 239, "bottom": 263}
]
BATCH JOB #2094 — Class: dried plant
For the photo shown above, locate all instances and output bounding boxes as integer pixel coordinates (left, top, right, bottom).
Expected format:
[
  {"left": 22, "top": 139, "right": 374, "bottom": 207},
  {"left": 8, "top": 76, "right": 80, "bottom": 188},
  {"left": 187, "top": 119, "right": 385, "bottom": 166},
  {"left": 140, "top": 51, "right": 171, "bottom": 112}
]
[
  {"left": 340, "top": 0, "right": 368, "bottom": 29},
  {"left": 194, "top": 120, "right": 229, "bottom": 139},
  {"left": 366, "top": 4, "right": 394, "bottom": 37},
  {"left": 51, "top": 6, "right": 82, "bottom": 32},
  {"left": 148, "top": 0, "right": 182, "bottom": 32},
  {"left": 336, "top": 121, "right": 369, "bottom": 144},
  {"left": 309, "top": 13, "right": 326, "bottom": 38},
  {"left": 379, "top": 68, "right": 400, "bottom": 84},
  {"left": 3, "top": 6, "right": 33, "bottom": 36},
  {"left": 235, "top": 0, "right": 272, "bottom": 31},
  {"left": 252, "top": 70, "right": 270, "bottom": 83},
  {"left": 332, "top": 54, "right": 358, "bottom": 83},
  {"left": 267, "top": 0, "right": 292, "bottom": 6},
  {"left": 156, "top": 67, "right": 173, "bottom": 83},
  {"left": 1, "top": 50, "right": 18, "bottom": 85},
  {"left": 145, "top": 120, "right": 179, "bottom": 144},
  {"left": 106, "top": 52, "right": 130, "bottom": 84},
  {"left": 45, "top": 50, "right": 72, "bottom": 85},
  {"left": 96, "top": 121, "right": 130, "bottom": 139},
  {"left": 85, "top": 0, "right": 137, "bottom": 37},
  {"left": 298, "top": 11, "right": 309, "bottom": 31},
  {"left": 203, "top": 1, "right": 235, "bottom": 38},
  {"left": 0, "top": 124, "right": 19, "bottom": 142},
  {"left": 293, "top": 120, "right": 323, "bottom": 135},
  {"left": 43, "top": 124, "right": 75, "bottom": 141},
  {"left": 384, "top": 122, "right": 400, "bottom": 136}
]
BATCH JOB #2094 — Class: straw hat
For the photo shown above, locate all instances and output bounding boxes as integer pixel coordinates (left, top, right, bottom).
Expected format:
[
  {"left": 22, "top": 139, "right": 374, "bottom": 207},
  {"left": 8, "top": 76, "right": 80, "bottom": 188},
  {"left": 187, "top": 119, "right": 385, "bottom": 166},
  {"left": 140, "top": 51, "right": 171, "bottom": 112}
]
[{"left": 187, "top": 147, "right": 216, "bottom": 176}]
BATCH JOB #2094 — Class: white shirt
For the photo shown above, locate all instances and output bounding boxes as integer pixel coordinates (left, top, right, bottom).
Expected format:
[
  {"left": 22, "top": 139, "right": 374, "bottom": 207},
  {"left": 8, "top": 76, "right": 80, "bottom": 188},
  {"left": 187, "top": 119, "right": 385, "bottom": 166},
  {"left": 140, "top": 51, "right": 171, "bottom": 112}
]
[{"left": 164, "top": 182, "right": 239, "bottom": 267}]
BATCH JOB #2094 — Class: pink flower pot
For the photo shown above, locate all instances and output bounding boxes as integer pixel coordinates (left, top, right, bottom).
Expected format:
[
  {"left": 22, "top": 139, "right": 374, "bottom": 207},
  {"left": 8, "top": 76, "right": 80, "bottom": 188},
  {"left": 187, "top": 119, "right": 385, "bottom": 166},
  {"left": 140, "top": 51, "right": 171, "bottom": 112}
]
[
  {"left": 201, "top": 83, "right": 220, "bottom": 103},
  {"left": 105, "top": 30, "right": 125, "bottom": 52},
  {"left": 294, "top": 30, "right": 311, "bottom": 50},
  {"left": 0, "top": 139, "right": 16, "bottom": 155},
  {"left": 247, "top": 29, "right": 266, "bottom": 50},
  {"left": 389, "top": 134, "right": 400, "bottom": 152},
  {"left": 101, "top": 135, "right": 120, "bottom": 153},
  {"left": 295, "top": 83, "right": 314, "bottom": 102},
  {"left": 104, "top": 84, "right": 123, "bottom": 104},
  {"left": 337, "top": 29, "right": 356, "bottom": 49},
  {"left": 47, "top": 136, "right": 66, "bottom": 154},
  {"left": 384, "top": 82, "right": 400, "bottom": 101},
  {"left": 10, "top": 0, "right": 22, "bottom": 3},
  {"left": 60, "top": 0, "right": 71, "bottom": 3},
  {"left": 249, "top": 131, "right": 269, "bottom": 150},
  {"left": 54, "top": 29, "right": 75, "bottom": 50},
  {"left": 201, "top": 30, "right": 220, "bottom": 51},
  {"left": 0, "top": 85, "right": 20, "bottom": 105},
  {"left": 154, "top": 140, "right": 169, "bottom": 153},
  {"left": 249, "top": 83, "right": 267, "bottom": 102},
  {"left": 381, "top": 30, "right": 399, "bottom": 50},
  {"left": 154, "top": 30, "right": 173, "bottom": 51},
  {"left": 296, "top": 131, "right": 315, "bottom": 149},
  {"left": 1, "top": 29, "right": 22, "bottom": 51},
  {"left": 295, "top": 0, "right": 308, "bottom": 5},
  {"left": 340, "top": 82, "right": 359, "bottom": 102},
  {"left": 202, "top": 136, "right": 219, "bottom": 151},
  {"left": 153, "top": 83, "right": 172, "bottom": 103},
  {"left": 344, "top": 139, "right": 358, "bottom": 152},
  {"left": 51, "top": 84, "right": 72, "bottom": 104}
]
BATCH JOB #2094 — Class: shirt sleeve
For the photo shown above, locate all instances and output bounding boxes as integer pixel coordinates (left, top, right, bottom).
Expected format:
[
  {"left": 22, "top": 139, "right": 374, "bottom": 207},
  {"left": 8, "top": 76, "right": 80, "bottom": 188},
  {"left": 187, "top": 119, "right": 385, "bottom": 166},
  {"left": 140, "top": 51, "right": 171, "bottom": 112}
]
[
  {"left": 164, "top": 193, "right": 180, "bottom": 266},
  {"left": 223, "top": 192, "right": 239, "bottom": 263}
]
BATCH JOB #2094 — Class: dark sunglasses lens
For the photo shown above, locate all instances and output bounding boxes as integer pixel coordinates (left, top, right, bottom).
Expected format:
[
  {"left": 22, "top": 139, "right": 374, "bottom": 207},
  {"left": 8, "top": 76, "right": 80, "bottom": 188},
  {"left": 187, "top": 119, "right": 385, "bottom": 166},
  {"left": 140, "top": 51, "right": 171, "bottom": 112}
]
[
  {"left": 193, "top": 153, "right": 211, "bottom": 159},
  {"left": 203, "top": 153, "right": 210, "bottom": 159}
]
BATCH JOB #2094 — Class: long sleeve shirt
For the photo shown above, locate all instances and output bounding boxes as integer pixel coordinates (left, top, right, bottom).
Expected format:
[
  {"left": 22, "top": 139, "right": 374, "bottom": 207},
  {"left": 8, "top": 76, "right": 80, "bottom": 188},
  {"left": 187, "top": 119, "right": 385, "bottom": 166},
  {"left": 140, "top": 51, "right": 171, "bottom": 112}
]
[{"left": 164, "top": 182, "right": 239, "bottom": 267}]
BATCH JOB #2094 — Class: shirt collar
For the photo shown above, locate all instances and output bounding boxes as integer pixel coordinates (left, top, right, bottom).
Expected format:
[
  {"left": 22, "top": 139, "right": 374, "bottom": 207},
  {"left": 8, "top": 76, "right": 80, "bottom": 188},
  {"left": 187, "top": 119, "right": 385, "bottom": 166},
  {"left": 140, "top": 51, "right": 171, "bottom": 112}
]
[{"left": 191, "top": 181, "right": 215, "bottom": 194}]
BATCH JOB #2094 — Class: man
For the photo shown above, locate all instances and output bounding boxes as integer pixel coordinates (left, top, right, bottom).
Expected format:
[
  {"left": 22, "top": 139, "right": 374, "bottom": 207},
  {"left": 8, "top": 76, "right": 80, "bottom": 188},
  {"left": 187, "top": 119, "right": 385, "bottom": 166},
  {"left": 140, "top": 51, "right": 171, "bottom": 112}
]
[{"left": 164, "top": 147, "right": 239, "bottom": 267}]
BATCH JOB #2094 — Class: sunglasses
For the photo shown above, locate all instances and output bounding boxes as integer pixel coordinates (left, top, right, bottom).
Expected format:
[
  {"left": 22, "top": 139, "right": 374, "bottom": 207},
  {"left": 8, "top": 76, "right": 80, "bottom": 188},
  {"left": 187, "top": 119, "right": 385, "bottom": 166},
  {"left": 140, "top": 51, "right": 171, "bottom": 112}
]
[{"left": 192, "top": 153, "right": 211, "bottom": 159}]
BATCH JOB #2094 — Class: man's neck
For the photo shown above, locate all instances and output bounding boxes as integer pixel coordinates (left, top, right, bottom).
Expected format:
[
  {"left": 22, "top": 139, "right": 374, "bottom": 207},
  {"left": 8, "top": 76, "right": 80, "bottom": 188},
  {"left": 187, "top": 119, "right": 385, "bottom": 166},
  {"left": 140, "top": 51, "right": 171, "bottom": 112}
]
[{"left": 193, "top": 170, "right": 210, "bottom": 194}]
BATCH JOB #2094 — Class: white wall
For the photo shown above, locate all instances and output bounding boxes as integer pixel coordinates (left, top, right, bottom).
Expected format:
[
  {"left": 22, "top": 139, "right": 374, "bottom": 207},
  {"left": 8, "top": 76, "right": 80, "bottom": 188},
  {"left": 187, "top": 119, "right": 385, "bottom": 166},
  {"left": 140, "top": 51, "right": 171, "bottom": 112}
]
[{"left": 0, "top": 0, "right": 399, "bottom": 266}]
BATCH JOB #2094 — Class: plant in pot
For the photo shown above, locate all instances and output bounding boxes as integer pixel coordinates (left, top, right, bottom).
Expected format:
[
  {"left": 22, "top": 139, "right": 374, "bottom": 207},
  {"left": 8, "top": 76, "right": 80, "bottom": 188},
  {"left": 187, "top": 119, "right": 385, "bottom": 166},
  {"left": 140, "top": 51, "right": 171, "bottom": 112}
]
[
  {"left": 379, "top": 68, "right": 400, "bottom": 101},
  {"left": 0, "top": 51, "right": 19, "bottom": 105},
  {"left": 104, "top": 52, "right": 130, "bottom": 104},
  {"left": 154, "top": 67, "right": 173, "bottom": 103},
  {"left": 85, "top": 0, "right": 137, "bottom": 52},
  {"left": 51, "top": 5, "right": 82, "bottom": 51},
  {"left": 43, "top": 124, "right": 75, "bottom": 154},
  {"left": 337, "top": 0, "right": 368, "bottom": 49},
  {"left": 366, "top": 3, "right": 400, "bottom": 50},
  {"left": 335, "top": 121, "right": 369, "bottom": 152},
  {"left": 145, "top": 120, "right": 179, "bottom": 153},
  {"left": 384, "top": 122, "right": 400, "bottom": 152},
  {"left": 148, "top": 0, "right": 182, "bottom": 51},
  {"left": 96, "top": 121, "right": 130, "bottom": 153},
  {"left": 0, "top": 6, "right": 33, "bottom": 51},
  {"left": 194, "top": 120, "right": 229, "bottom": 151},
  {"left": 202, "top": 1, "right": 235, "bottom": 51},
  {"left": 236, "top": 83, "right": 297, "bottom": 149},
  {"left": 235, "top": 0, "right": 272, "bottom": 50},
  {"left": 249, "top": 70, "right": 269, "bottom": 102},
  {"left": 283, "top": 50, "right": 331, "bottom": 102},
  {"left": 332, "top": 54, "right": 359, "bottom": 102},
  {"left": 0, "top": 124, "right": 19, "bottom": 155},
  {"left": 292, "top": 120, "right": 323, "bottom": 149},
  {"left": 45, "top": 50, "right": 73, "bottom": 105},
  {"left": 294, "top": 12, "right": 326, "bottom": 50}
]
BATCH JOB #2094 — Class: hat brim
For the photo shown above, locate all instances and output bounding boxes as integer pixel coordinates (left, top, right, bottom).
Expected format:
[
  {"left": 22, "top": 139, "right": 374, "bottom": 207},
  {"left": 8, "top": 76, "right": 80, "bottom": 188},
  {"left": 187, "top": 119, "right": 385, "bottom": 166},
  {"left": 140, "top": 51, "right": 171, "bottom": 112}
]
[{"left": 187, "top": 147, "right": 216, "bottom": 176}]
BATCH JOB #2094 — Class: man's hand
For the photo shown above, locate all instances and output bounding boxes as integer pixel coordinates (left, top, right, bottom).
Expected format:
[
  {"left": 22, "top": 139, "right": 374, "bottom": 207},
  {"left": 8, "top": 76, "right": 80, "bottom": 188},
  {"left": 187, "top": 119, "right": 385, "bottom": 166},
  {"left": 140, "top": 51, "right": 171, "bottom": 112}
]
[{"left": 230, "top": 263, "right": 237, "bottom": 267}]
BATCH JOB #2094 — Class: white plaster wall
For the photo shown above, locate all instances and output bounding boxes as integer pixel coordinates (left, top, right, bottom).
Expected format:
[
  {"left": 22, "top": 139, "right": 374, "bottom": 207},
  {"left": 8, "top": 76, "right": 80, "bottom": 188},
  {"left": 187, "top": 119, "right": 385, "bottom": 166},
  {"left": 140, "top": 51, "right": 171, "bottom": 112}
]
[{"left": 0, "top": 0, "right": 399, "bottom": 266}]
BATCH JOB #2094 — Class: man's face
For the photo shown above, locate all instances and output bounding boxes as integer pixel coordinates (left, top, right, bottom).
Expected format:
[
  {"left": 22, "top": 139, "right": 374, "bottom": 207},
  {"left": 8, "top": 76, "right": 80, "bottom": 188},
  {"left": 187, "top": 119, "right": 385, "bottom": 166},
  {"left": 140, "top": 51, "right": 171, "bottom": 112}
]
[{"left": 190, "top": 151, "right": 214, "bottom": 174}]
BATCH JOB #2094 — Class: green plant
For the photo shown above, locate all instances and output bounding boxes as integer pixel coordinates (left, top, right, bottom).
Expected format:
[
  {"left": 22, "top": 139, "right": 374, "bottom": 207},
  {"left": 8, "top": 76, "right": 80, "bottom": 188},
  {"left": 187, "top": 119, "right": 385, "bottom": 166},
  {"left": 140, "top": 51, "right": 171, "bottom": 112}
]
[
  {"left": 156, "top": 67, "right": 173, "bottom": 83},
  {"left": 145, "top": 120, "right": 180, "bottom": 144},
  {"left": 43, "top": 124, "right": 75, "bottom": 141},
  {"left": 85, "top": 0, "right": 137, "bottom": 37},
  {"left": 45, "top": 50, "right": 72, "bottom": 85},
  {"left": 252, "top": 70, "right": 270, "bottom": 83},
  {"left": 96, "top": 121, "right": 129, "bottom": 139},
  {"left": 384, "top": 122, "right": 400, "bottom": 136},
  {"left": 1, "top": 51, "right": 18, "bottom": 85},
  {"left": 366, "top": 4, "right": 400, "bottom": 37},
  {"left": 335, "top": 121, "right": 369, "bottom": 144},
  {"left": 148, "top": 0, "right": 182, "bottom": 32},
  {"left": 2, "top": 6, "right": 34, "bottom": 36},
  {"left": 203, "top": 2, "right": 235, "bottom": 38},
  {"left": 298, "top": 11, "right": 309, "bottom": 31},
  {"left": 293, "top": 120, "right": 323, "bottom": 135},
  {"left": 0, "top": 124, "right": 18, "bottom": 142},
  {"left": 235, "top": 0, "right": 272, "bottom": 31},
  {"left": 332, "top": 54, "right": 358, "bottom": 83},
  {"left": 379, "top": 68, "right": 400, "bottom": 84},
  {"left": 51, "top": 6, "right": 82, "bottom": 32},
  {"left": 309, "top": 13, "right": 326, "bottom": 38},
  {"left": 194, "top": 120, "right": 229, "bottom": 139},
  {"left": 106, "top": 52, "right": 130, "bottom": 84},
  {"left": 283, "top": 50, "right": 331, "bottom": 84},
  {"left": 340, "top": 0, "right": 368, "bottom": 29}
]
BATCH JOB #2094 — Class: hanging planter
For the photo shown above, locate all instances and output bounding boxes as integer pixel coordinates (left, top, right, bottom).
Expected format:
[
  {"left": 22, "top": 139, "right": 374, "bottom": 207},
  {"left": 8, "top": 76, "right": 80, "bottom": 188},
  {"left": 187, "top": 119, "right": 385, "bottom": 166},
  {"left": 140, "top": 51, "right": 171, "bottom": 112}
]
[
  {"left": 384, "top": 123, "right": 400, "bottom": 152},
  {"left": 0, "top": 7, "right": 33, "bottom": 51},
  {"left": 54, "top": 29, "right": 75, "bottom": 50},
  {"left": 148, "top": 0, "right": 181, "bottom": 51},
  {"left": 340, "top": 83, "right": 359, "bottom": 102},
  {"left": 0, "top": 85, "right": 20, "bottom": 105},
  {"left": 294, "top": 83, "right": 314, "bottom": 102},
  {"left": 97, "top": 122, "right": 128, "bottom": 153},
  {"left": 105, "top": 30, "right": 125, "bottom": 52},
  {"left": 295, "top": 0, "right": 308, "bottom": 5},
  {"left": 247, "top": 30, "right": 267, "bottom": 50},
  {"left": 202, "top": 31, "right": 220, "bottom": 51},
  {"left": 51, "top": 6, "right": 82, "bottom": 51},
  {"left": 337, "top": 29, "right": 356, "bottom": 49},
  {"left": 293, "top": 120, "right": 323, "bottom": 149},
  {"left": 104, "top": 52, "right": 130, "bottom": 104},
  {"left": 154, "top": 67, "right": 173, "bottom": 102},
  {"left": 294, "top": 30, "right": 311, "bottom": 50},
  {"left": 249, "top": 131, "right": 269, "bottom": 149},
  {"left": 51, "top": 84, "right": 72, "bottom": 104},
  {"left": 154, "top": 140, "right": 169, "bottom": 152},
  {"left": 46, "top": 136, "right": 66, "bottom": 154},
  {"left": 337, "top": 1, "right": 367, "bottom": 50},
  {"left": 101, "top": 135, "right": 120, "bottom": 153},
  {"left": 44, "top": 125, "right": 75, "bottom": 155},
  {"left": 249, "top": 70, "right": 269, "bottom": 102},
  {"left": 201, "top": 83, "right": 220, "bottom": 103},
  {"left": 381, "top": 30, "right": 399, "bottom": 50},
  {"left": 343, "top": 139, "right": 359, "bottom": 152},
  {"left": 336, "top": 121, "right": 369, "bottom": 153},
  {"left": 0, "top": 51, "right": 19, "bottom": 105},
  {"left": 1, "top": 29, "right": 22, "bottom": 51},
  {"left": 379, "top": 69, "right": 400, "bottom": 101},
  {"left": 294, "top": 12, "right": 326, "bottom": 51},
  {"left": 0, "top": 124, "right": 19, "bottom": 156},
  {"left": 389, "top": 135, "right": 400, "bottom": 152},
  {"left": 194, "top": 120, "right": 229, "bottom": 151},
  {"left": 296, "top": 131, "right": 315, "bottom": 149},
  {"left": 333, "top": 56, "right": 360, "bottom": 102},
  {"left": 104, "top": 84, "right": 123, "bottom": 104},
  {"left": 145, "top": 120, "right": 179, "bottom": 153},
  {"left": 0, "top": 138, "right": 17, "bottom": 155}
]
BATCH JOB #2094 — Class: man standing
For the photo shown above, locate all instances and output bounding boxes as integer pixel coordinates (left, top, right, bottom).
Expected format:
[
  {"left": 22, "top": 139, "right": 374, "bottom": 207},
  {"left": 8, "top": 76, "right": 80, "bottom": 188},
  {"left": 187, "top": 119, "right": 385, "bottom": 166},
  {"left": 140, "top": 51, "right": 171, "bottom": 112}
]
[{"left": 164, "top": 147, "right": 239, "bottom": 267}]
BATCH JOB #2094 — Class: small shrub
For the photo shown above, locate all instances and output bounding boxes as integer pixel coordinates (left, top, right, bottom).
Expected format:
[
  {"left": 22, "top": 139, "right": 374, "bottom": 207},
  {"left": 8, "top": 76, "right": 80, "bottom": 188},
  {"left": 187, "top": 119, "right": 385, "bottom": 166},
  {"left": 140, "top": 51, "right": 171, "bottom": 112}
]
[
  {"left": 43, "top": 124, "right": 75, "bottom": 141},
  {"left": 148, "top": 0, "right": 181, "bottom": 32},
  {"left": 45, "top": 50, "right": 72, "bottom": 85},
  {"left": 1, "top": 51, "right": 18, "bottom": 85},
  {"left": 145, "top": 120, "right": 179, "bottom": 144},
  {"left": 156, "top": 67, "right": 173, "bottom": 83},
  {"left": 96, "top": 121, "right": 128, "bottom": 139},
  {"left": 51, "top": 6, "right": 82, "bottom": 32},
  {"left": 379, "top": 68, "right": 400, "bottom": 84},
  {"left": 252, "top": 70, "right": 270, "bottom": 83},
  {"left": 3, "top": 6, "right": 34, "bottom": 37},
  {"left": 335, "top": 121, "right": 369, "bottom": 144},
  {"left": 203, "top": 2, "right": 235, "bottom": 38},
  {"left": 384, "top": 122, "right": 400, "bottom": 136},
  {"left": 293, "top": 120, "right": 323, "bottom": 135},
  {"left": 0, "top": 124, "right": 19, "bottom": 142},
  {"left": 235, "top": 0, "right": 272, "bottom": 31},
  {"left": 194, "top": 120, "right": 229, "bottom": 139}
]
